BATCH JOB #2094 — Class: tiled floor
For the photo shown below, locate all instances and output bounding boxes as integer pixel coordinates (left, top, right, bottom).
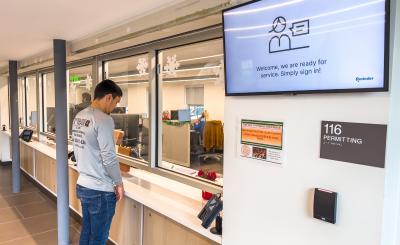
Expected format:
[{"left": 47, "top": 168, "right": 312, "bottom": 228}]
[{"left": 0, "top": 164, "right": 80, "bottom": 245}]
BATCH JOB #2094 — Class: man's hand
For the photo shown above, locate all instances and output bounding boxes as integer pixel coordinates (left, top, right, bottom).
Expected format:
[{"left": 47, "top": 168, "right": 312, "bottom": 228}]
[{"left": 115, "top": 184, "right": 124, "bottom": 202}]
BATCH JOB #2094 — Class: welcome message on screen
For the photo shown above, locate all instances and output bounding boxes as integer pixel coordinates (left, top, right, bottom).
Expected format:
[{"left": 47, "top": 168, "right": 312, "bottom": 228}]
[{"left": 223, "top": 0, "right": 386, "bottom": 94}]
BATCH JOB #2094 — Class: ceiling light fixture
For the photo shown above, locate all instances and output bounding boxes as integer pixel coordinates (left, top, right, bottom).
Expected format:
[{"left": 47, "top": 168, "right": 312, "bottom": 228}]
[
  {"left": 224, "top": 0, "right": 303, "bottom": 16},
  {"left": 109, "top": 73, "right": 149, "bottom": 79},
  {"left": 109, "top": 65, "right": 221, "bottom": 80},
  {"left": 178, "top": 54, "right": 224, "bottom": 63},
  {"left": 163, "top": 77, "right": 218, "bottom": 83},
  {"left": 164, "top": 65, "right": 221, "bottom": 73}
]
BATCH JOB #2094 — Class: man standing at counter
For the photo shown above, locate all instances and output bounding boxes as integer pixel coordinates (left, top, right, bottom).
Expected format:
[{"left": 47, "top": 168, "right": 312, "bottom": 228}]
[{"left": 72, "top": 79, "right": 124, "bottom": 245}]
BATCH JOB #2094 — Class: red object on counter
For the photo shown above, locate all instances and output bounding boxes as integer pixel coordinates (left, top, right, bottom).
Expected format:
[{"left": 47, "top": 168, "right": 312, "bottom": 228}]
[
  {"left": 202, "top": 190, "right": 213, "bottom": 200},
  {"left": 198, "top": 169, "right": 216, "bottom": 200},
  {"left": 207, "top": 171, "right": 217, "bottom": 181}
]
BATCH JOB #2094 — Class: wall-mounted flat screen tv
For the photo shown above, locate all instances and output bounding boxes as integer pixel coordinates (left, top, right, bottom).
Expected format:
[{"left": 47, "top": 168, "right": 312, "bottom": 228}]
[{"left": 223, "top": 0, "right": 389, "bottom": 95}]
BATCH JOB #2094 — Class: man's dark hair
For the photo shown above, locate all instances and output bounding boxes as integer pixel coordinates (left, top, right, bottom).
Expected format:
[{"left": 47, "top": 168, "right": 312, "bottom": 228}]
[{"left": 93, "top": 79, "right": 123, "bottom": 100}]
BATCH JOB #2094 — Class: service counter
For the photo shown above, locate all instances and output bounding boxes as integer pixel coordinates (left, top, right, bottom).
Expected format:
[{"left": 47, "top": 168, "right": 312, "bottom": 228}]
[{"left": 0, "top": 130, "right": 221, "bottom": 245}]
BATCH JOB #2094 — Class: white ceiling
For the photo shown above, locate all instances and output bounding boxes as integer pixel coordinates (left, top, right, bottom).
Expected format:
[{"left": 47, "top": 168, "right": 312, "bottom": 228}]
[{"left": 0, "top": 0, "right": 185, "bottom": 68}]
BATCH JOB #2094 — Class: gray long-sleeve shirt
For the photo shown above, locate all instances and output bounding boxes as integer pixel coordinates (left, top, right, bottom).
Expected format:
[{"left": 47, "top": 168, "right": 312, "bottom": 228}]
[{"left": 72, "top": 107, "right": 122, "bottom": 192}]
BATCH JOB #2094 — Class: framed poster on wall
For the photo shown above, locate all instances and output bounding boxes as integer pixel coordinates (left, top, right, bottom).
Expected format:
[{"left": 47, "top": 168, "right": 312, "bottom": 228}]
[{"left": 240, "top": 119, "right": 284, "bottom": 164}]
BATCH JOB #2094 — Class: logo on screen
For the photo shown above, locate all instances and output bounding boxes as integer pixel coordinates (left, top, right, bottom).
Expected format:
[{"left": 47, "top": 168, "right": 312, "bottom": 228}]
[
  {"left": 269, "top": 16, "right": 310, "bottom": 54},
  {"left": 355, "top": 77, "right": 374, "bottom": 82}
]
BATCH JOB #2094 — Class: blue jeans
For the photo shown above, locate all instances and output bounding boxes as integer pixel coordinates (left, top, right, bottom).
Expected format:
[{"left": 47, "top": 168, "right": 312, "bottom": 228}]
[{"left": 76, "top": 184, "right": 116, "bottom": 245}]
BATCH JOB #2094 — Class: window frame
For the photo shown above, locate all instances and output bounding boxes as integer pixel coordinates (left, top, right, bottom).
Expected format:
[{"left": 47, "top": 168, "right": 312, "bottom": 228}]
[
  {"left": 38, "top": 58, "right": 97, "bottom": 140},
  {"left": 101, "top": 51, "right": 152, "bottom": 166},
  {"left": 39, "top": 69, "right": 55, "bottom": 138},
  {"left": 66, "top": 61, "right": 96, "bottom": 137},
  {"left": 155, "top": 36, "right": 224, "bottom": 187},
  {"left": 18, "top": 71, "right": 40, "bottom": 135},
  {"left": 20, "top": 25, "right": 224, "bottom": 193},
  {"left": 95, "top": 26, "right": 223, "bottom": 192},
  {"left": 16, "top": 76, "right": 26, "bottom": 128},
  {"left": 23, "top": 73, "right": 38, "bottom": 130}
]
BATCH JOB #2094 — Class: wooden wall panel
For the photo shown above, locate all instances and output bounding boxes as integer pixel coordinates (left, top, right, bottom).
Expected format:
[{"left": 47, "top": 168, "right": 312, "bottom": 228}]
[
  {"left": 143, "top": 207, "right": 218, "bottom": 245},
  {"left": 20, "top": 143, "right": 34, "bottom": 176},
  {"left": 110, "top": 198, "right": 142, "bottom": 245},
  {"left": 21, "top": 145, "right": 219, "bottom": 245},
  {"left": 35, "top": 151, "right": 57, "bottom": 193},
  {"left": 68, "top": 168, "right": 82, "bottom": 214}
]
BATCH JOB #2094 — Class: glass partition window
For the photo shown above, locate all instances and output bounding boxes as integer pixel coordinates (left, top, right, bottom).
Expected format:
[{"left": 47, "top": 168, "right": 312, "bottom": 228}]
[
  {"left": 43, "top": 72, "right": 55, "bottom": 134},
  {"left": 104, "top": 54, "right": 150, "bottom": 163},
  {"left": 68, "top": 65, "right": 93, "bottom": 135},
  {"left": 25, "top": 75, "right": 37, "bottom": 129},
  {"left": 157, "top": 39, "right": 224, "bottom": 185},
  {"left": 18, "top": 77, "right": 26, "bottom": 128}
]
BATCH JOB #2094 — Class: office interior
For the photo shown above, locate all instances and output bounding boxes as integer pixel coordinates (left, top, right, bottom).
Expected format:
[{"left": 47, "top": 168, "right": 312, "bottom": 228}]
[{"left": 0, "top": 0, "right": 400, "bottom": 245}]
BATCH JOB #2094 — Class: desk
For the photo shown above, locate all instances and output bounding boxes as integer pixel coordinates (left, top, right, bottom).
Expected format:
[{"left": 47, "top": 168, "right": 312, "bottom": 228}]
[
  {"left": 0, "top": 130, "right": 221, "bottom": 245},
  {"left": 162, "top": 122, "right": 191, "bottom": 167}
]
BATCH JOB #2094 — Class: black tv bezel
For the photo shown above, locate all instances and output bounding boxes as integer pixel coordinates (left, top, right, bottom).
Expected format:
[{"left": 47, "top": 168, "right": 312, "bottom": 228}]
[{"left": 222, "top": 0, "right": 390, "bottom": 96}]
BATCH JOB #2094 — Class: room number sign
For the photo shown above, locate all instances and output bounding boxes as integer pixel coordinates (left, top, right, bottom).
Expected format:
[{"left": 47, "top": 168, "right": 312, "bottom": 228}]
[{"left": 320, "top": 121, "right": 387, "bottom": 168}]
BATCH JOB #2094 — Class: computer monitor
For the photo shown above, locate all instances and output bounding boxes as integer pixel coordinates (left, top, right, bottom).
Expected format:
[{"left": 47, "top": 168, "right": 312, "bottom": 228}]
[
  {"left": 170, "top": 110, "right": 178, "bottom": 120},
  {"left": 127, "top": 114, "right": 140, "bottom": 142},
  {"left": 178, "top": 109, "right": 190, "bottom": 122},
  {"left": 189, "top": 105, "right": 204, "bottom": 120},
  {"left": 111, "top": 114, "right": 140, "bottom": 147},
  {"left": 46, "top": 107, "right": 56, "bottom": 133},
  {"left": 30, "top": 111, "right": 37, "bottom": 126},
  {"left": 170, "top": 109, "right": 190, "bottom": 122},
  {"left": 112, "top": 114, "right": 126, "bottom": 131},
  {"left": 112, "top": 107, "right": 127, "bottom": 114}
]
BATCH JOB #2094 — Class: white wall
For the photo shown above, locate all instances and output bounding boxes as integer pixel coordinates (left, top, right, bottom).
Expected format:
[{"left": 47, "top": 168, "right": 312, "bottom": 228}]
[
  {"left": 117, "top": 84, "right": 150, "bottom": 115},
  {"left": 223, "top": 2, "right": 399, "bottom": 244},
  {"left": 162, "top": 83, "right": 186, "bottom": 111},
  {"left": 204, "top": 80, "right": 225, "bottom": 121},
  {"left": 127, "top": 84, "right": 149, "bottom": 115},
  {"left": 118, "top": 85, "right": 129, "bottom": 108},
  {"left": 223, "top": 94, "right": 388, "bottom": 245},
  {"left": 69, "top": 86, "right": 86, "bottom": 105},
  {"left": 0, "top": 76, "right": 9, "bottom": 128}
]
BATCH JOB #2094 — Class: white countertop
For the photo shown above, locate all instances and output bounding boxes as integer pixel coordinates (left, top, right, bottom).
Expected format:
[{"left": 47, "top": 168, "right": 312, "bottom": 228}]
[
  {"left": 1, "top": 131, "right": 222, "bottom": 244},
  {"left": 1, "top": 130, "right": 11, "bottom": 137},
  {"left": 72, "top": 164, "right": 221, "bottom": 243}
]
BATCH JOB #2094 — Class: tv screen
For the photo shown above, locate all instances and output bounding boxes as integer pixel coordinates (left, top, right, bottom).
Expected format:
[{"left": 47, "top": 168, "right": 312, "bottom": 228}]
[{"left": 223, "top": 0, "right": 389, "bottom": 95}]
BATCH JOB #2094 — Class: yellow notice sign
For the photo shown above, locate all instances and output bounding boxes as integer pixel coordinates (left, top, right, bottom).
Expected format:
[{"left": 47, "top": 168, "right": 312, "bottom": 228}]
[{"left": 241, "top": 120, "right": 283, "bottom": 150}]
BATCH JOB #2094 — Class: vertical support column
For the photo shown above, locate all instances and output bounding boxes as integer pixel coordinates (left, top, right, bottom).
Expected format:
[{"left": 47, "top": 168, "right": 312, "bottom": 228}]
[
  {"left": 36, "top": 72, "right": 41, "bottom": 138},
  {"left": 382, "top": 1, "right": 400, "bottom": 244},
  {"left": 148, "top": 50, "right": 157, "bottom": 168},
  {"left": 9, "top": 60, "right": 20, "bottom": 193},
  {"left": 53, "top": 39, "right": 70, "bottom": 245}
]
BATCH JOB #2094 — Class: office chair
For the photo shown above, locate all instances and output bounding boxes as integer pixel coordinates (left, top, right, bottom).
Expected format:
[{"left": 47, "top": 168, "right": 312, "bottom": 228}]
[{"left": 198, "top": 120, "right": 223, "bottom": 163}]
